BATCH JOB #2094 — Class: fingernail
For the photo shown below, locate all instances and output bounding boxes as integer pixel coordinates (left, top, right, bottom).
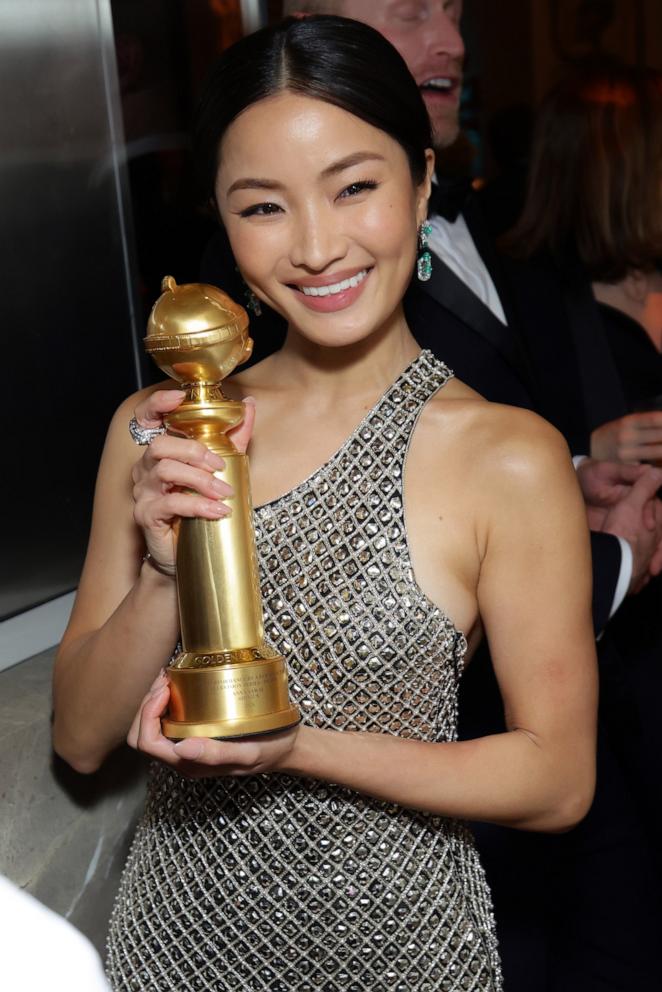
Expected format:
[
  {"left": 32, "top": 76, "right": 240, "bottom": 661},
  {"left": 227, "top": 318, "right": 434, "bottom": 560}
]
[
  {"left": 174, "top": 739, "right": 204, "bottom": 759},
  {"left": 149, "top": 673, "right": 167, "bottom": 695},
  {"left": 243, "top": 395, "right": 256, "bottom": 406},
  {"left": 205, "top": 451, "right": 225, "bottom": 469},
  {"left": 211, "top": 479, "right": 231, "bottom": 495}
]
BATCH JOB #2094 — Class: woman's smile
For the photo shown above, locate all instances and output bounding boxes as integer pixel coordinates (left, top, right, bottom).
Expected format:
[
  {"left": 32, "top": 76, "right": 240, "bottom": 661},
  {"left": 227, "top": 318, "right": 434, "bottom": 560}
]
[
  {"left": 217, "top": 92, "right": 432, "bottom": 348},
  {"left": 288, "top": 266, "right": 372, "bottom": 313}
]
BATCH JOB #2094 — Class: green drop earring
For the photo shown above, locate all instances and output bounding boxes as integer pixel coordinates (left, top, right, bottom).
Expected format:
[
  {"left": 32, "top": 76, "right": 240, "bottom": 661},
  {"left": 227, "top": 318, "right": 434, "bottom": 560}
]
[{"left": 417, "top": 222, "right": 433, "bottom": 282}]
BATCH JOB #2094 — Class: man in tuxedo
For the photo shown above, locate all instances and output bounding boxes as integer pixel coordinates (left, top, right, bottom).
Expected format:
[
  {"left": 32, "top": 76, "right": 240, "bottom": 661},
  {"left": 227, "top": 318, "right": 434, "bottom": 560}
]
[{"left": 201, "top": 4, "right": 662, "bottom": 987}]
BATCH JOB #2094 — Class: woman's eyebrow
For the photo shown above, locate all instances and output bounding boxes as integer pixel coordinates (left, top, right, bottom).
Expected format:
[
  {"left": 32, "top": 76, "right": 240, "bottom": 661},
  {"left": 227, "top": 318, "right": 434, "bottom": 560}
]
[
  {"left": 226, "top": 177, "right": 284, "bottom": 196},
  {"left": 226, "top": 153, "right": 386, "bottom": 197},
  {"left": 320, "top": 152, "right": 386, "bottom": 178}
]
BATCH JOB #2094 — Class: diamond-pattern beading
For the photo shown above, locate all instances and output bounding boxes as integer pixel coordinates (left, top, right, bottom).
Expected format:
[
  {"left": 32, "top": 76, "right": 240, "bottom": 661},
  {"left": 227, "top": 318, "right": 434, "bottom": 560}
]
[{"left": 107, "top": 351, "right": 502, "bottom": 991}]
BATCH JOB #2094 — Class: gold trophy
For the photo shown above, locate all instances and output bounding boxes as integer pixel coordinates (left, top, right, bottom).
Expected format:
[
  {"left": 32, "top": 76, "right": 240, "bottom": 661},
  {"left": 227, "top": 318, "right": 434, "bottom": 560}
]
[{"left": 144, "top": 275, "right": 300, "bottom": 739}]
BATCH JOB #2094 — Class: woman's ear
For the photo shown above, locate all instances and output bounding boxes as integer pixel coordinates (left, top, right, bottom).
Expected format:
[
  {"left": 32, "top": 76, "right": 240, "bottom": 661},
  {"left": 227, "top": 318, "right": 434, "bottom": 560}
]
[{"left": 416, "top": 148, "right": 436, "bottom": 227}]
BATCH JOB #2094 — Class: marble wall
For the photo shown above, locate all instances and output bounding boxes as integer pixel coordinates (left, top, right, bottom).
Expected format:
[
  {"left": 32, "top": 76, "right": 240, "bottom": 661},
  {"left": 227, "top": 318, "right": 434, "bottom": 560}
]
[{"left": 0, "top": 647, "right": 147, "bottom": 954}]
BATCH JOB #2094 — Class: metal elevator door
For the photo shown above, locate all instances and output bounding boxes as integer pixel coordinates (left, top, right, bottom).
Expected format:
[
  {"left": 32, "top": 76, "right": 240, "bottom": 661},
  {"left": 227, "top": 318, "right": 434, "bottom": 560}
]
[{"left": 1, "top": 0, "right": 142, "bottom": 622}]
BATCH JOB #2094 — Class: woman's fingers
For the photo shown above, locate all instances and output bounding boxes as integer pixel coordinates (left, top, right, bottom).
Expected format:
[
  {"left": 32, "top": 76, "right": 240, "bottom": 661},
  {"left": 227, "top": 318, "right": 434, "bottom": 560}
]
[
  {"left": 145, "top": 434, "right": 225, "bottom": 473},
  {"left": 131, "top": 687, "right": 261, "bottom": 777},
  {"left": 129, "top": 677, "right": 299, "bottom": 779},
  {"left": 134, "top": 489, "right": 230, "bottom": 529},
  {"left": 174, "top": 736, "right": 261, "bottom": 769},
  {"left": 131, "top": 395, "right": 254, "bottom": 547},
  {"left": 133, "top": 683, "right": 182, "bottom": 764},
  {"left": 132, "top": 436, "right": 231, "bottom": 518},
  {"left": 134, "top": 393, "right": 256, "bottom": 456},
  {"left": 135, "top": 455, "right": 233, "bottom": 502},
  {"left": 127, "top": 670, "right": 169, "bottom": 749},
  {"left": 134, "top": 388, "right": 186, "bottom": 428}
]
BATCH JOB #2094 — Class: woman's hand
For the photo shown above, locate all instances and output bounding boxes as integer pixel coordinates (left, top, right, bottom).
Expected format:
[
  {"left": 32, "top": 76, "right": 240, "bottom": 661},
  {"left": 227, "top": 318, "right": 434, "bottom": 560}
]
[
  {"left": 131, "top": 390, "right": 256, "bottom": 572},
  {"left": 127, "top": 671, "right": 300, "bottom": 778},
  {"left": 591, "top": 412, "right": 662, "bottom": 464}
]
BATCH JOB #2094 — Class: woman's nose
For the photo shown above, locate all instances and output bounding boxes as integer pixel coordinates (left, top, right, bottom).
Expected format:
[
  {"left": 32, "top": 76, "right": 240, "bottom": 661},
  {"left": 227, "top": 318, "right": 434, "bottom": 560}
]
[{"left": 288, "top": 205, "right": 347, "bottom": 272}]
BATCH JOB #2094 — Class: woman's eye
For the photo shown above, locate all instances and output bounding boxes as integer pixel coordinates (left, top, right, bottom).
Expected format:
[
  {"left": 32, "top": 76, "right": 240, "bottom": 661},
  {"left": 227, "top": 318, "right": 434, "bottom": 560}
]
[
  {"left": 338, "top": 180, "right": 379, "bottom": 200},
  {"left": 239, "top": 202, "right": 282, "bottom": 218}
]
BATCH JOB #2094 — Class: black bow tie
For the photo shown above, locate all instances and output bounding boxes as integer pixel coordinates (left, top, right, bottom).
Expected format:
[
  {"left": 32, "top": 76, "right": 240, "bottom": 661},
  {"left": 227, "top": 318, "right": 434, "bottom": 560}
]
[{"left": 428, "top": 177, "right": 473, "bottom": 222}]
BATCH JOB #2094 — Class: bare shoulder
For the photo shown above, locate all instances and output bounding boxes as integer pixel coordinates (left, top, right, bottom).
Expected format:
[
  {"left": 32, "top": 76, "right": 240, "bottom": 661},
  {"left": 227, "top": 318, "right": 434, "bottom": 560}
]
[
  {"left": 423, "top": 377, "right": 574, "bottom": 492},
  {"left": 474, "top": 404, "right": 573, "bottom": 494}
]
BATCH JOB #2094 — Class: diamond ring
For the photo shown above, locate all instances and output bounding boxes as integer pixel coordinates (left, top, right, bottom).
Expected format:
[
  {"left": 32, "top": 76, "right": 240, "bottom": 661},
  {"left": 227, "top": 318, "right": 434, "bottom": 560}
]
[{"left": 129, "top": 416, "right": 167, "bottom": 446}]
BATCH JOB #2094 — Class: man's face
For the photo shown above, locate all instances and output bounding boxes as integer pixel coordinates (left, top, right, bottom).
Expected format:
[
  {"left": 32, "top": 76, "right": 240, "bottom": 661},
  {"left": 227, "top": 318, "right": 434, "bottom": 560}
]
[{"left": 340, "top": 0, "right": 465, "bottom": 148}]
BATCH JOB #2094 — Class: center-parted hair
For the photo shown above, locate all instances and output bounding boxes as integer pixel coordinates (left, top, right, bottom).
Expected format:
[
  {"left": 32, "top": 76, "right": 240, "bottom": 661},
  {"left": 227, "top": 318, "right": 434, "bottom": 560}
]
[{"left": 194, "top": 15, "right": 432, "bottom": 209}]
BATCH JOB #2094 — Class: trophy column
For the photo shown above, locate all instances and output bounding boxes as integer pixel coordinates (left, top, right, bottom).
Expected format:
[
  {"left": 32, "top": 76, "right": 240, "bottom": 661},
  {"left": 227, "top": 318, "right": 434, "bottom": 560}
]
[{"left": 144, "top": 276, "right": 300, "bottom": 740}]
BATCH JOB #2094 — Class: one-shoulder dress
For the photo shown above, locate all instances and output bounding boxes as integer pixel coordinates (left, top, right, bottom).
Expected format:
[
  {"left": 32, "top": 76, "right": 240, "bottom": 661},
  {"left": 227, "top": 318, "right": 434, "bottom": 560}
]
[{"left": 106, "top": 350, "right": 503, "bottom": 991}]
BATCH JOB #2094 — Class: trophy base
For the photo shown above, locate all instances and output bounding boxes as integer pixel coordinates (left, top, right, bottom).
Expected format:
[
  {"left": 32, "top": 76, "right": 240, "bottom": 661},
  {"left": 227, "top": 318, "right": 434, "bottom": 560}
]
[
  {"left": 161, "top": 651, "right": 301, "bottom": 740},
  {"left": 162, "top": 709, "right": 301, "bottom": 741}
]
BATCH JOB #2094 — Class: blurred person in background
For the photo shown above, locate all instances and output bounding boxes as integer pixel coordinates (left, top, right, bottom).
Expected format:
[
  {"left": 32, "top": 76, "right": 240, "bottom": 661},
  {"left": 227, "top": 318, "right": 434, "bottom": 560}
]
[{"left": 505, "top": 58, "right": 662, "bottom": 890}]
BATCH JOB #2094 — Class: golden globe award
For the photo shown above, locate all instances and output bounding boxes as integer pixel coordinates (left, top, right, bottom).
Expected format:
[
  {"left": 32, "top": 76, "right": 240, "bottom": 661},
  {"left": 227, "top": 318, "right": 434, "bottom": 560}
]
[{"left": 144, "top": 276, "right": 300, "bottom": 739}]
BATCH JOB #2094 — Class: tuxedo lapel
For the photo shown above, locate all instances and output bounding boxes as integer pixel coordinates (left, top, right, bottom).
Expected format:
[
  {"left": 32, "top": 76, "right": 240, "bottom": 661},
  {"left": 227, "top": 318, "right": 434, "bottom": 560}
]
[
  {"left": 462, "top": 195, "right": 518, "bottom": 327},
  {"left": 419, "top": 193, "right": 536, "bottom": 389},
  {"left": 420, "top": 247, "right": 532, "bottom": 386}
]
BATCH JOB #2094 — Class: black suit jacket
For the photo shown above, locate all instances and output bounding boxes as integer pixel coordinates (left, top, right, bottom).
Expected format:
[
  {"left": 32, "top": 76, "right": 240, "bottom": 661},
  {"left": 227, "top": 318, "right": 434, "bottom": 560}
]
[{"left": 499, "top": 252, "right": 628, "bottom": 435}]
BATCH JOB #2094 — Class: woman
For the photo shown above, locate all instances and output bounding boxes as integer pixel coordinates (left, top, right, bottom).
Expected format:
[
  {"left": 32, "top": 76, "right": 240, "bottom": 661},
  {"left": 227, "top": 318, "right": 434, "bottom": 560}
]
[
  {"left": 52, "top": 17, "right": 597, "bottom": 992},
  {"left": 507, "top": 66, "right": 662, "bottom": 467},
  {"left": 506, "top": 64, "right": 662, "bottom": 902}
]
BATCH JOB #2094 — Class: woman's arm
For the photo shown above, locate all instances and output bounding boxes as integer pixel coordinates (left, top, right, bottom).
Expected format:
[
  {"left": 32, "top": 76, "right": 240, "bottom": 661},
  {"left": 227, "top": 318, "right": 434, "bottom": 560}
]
[
  {"left": 131, "top": 411, "right": 598, "bottom": 833},
  {"left": 52, "top": 388, "right": 240, "bottom": 773}
]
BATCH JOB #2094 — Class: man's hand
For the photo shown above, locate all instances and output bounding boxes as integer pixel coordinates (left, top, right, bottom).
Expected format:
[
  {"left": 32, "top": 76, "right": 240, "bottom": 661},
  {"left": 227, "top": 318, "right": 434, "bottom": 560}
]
[
  {"left": 591, "top": 412, "right": 662, "bottom": 464},
  {"left": 577, "top": 458, "right": 649, "bottom": 525},
  {"left": 588, "top": 467, "right": 662, "bottom": 594}
]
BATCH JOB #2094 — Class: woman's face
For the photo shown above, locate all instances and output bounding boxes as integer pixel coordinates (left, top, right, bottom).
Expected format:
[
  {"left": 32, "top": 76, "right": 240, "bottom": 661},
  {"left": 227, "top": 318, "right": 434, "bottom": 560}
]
[{"left": 215, "top": 92, "right": 433, "bottom": 348}]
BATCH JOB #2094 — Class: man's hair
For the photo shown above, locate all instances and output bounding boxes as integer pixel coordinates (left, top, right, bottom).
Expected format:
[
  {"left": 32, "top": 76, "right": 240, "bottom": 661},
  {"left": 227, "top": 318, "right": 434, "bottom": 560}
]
[
  {"left": 282, "top": 1, "right": 344, "bottom": 14},
  {"left": 506, "top": 65, "right": 662, "bottom": 281},
  {"left": 194, "top": 15, "right": 432, "bottom": 210}
]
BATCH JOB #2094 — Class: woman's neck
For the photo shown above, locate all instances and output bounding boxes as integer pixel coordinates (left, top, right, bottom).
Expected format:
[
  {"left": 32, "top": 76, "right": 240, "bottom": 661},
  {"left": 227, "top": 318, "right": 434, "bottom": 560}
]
[
  {"left": 592, "top": 271, "right": 662, "bottom": 352},
  {"left": 261, "top": 304, "right": 421, "bottom": 401}
]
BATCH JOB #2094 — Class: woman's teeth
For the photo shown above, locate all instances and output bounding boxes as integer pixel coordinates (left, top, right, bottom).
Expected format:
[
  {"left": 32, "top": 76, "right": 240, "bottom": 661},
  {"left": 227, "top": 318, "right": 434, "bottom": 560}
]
[{"left": 299, "top": 269, "right": 368, "bottom": 297}]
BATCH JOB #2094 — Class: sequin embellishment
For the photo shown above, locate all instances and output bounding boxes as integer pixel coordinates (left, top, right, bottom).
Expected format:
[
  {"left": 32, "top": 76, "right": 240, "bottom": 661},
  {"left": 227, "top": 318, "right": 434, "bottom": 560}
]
[{"left": 106, "top": 350, "right": 502, "bottom": 991}]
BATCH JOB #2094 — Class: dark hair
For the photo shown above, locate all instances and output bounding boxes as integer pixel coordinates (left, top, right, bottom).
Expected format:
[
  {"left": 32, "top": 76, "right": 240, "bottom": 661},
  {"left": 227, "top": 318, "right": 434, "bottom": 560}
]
[
  {"left": 194, "top": 15, "right": 432, "bottom": 209},
  {"left": 506, "top": 65, "right": 662, "bottom": 282}
]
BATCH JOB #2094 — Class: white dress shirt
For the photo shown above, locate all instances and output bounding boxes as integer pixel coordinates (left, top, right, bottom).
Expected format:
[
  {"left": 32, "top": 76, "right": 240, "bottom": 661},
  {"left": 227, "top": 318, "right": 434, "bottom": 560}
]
[{"left": 428, "top": 213, "right": 507, "bottom": 325}]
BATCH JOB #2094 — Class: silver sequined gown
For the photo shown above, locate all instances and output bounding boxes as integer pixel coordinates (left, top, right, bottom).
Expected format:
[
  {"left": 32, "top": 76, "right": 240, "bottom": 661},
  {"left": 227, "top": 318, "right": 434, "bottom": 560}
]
[{"left": 106, "top": 351, "right": 502, "bottom": 992}]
